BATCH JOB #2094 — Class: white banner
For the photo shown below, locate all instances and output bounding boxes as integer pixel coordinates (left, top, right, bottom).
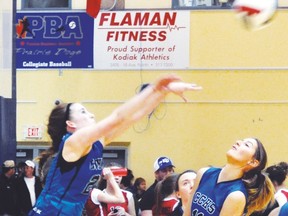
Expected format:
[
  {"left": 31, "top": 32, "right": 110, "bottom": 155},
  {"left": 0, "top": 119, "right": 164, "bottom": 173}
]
[{"left": 93, "top": 10, "right": 190, "bottom": 70}]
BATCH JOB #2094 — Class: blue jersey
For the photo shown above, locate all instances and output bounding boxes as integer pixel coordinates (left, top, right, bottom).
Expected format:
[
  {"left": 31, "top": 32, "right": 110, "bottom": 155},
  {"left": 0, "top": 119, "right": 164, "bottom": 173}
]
[
  {"left": 29, "top": 133, "right": 103, "bottom": 216},
  {"left": 279, "top": 202, "right": 288, "bottom": 216},
  {"left": 191, "top": 167, "right": 248, "bottom": 216}
]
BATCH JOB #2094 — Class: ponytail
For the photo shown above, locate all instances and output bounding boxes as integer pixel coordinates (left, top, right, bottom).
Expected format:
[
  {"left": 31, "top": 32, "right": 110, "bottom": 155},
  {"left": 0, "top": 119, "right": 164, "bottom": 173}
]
[
  {"left": 34, "top": 103, "right": 70, "bottom": 177},
  {"left": 47, "top": 103, "right": 72, "bottom": 152},
  {"left": 243, "top": 171, "right": 275, "bottom": 215},
  {"left": 154, "top": 174, "right": 178, "bottom": 215},
  {"left": 242, "top": 138, "right": 275, "bottom": 215}
]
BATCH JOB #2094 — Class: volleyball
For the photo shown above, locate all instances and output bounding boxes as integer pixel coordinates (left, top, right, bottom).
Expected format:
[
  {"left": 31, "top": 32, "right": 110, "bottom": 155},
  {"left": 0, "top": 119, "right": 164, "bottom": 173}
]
[{"left": 232, "top": 0, "right": 277, "bottom": 31}]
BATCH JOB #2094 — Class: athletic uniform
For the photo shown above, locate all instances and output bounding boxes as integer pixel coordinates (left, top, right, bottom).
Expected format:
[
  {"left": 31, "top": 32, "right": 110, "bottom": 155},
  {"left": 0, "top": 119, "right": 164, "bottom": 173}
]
[
  {"left": 191, "top": 167, "right": 248, "bottom": 216},
  {"left": 279, "top": 202, "right": 288, "bottom": 216},
  {"left": 275, "top": 189, "right": 288, "bottom": 207},
  {"left": 169, "top": 202, "right": 184, "bottom": 216},
  {"left": 152, "top": 197, "right": 179, "bottom": 216},
  {"left": 29, "top": 133, "right": 103, "bottom": 216},
  {"left": 85, "top": 189, "right": 132, "bottom": 216}
]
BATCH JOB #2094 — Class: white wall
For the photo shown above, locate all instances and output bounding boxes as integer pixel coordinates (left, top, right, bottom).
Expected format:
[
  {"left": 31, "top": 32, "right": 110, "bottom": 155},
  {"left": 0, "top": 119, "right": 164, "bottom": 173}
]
[{"left": 0, "top": 0, "right": 13, "bottom": 98}]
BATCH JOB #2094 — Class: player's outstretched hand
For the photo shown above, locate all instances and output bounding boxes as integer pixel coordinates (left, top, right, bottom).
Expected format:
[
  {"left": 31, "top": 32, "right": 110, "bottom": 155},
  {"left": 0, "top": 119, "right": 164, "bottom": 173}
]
[
  {"left": 167, "top": 81, "right": 202, "bottom": 101},
  {"left": 152, "top": 74, "right": 202, "bottom": 101},
  {"left": 153, "top": 73, "right": 183, "bottom": 91}
]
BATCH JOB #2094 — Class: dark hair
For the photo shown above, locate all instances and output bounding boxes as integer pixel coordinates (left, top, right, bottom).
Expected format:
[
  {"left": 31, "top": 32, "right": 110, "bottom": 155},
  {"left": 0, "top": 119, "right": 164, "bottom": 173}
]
[
  {"left": 47, "top": 103, "right": 72, "bottom": 153},
  {"left": 154, "top": 174, "right": 179, "bottom": 215},
  {"left": 38, "top": 148, "right": 54, "bottom": 168},
  {"left": 175, "top": 169, "right": 196, "bottom": 192},
  {"left": 278, "top": 162, "right": 288, "bottom": 173},
  {"left": 36, "top": 103, "right": 72, "bottom": 182},
  {"left": 266, "top": 162, "right": 288, "bottom": 186},
  {"left": 133, "top": 177, "right": 146, "bottom": 189},
  {"left": 2, "top": 166, "right": 14, "bottom": 174},
  {"left": 120, "top": 169, "right": 134, "bottom": 188},
  {"left": 242, "top": 138, "right": 275, "bottom": 215}
]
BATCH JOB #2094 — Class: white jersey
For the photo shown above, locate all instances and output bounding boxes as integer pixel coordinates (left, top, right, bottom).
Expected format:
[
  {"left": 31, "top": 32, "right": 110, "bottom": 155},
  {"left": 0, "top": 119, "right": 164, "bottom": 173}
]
[{"left": 275, "top": 189, "right": 288, "bottom": 207}]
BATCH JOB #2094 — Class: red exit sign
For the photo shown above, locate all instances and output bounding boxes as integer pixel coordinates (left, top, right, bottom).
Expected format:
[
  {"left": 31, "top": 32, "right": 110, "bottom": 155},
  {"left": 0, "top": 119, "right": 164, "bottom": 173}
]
[{"left": 23, "top": 125, "right": 43, "bottom": 139}]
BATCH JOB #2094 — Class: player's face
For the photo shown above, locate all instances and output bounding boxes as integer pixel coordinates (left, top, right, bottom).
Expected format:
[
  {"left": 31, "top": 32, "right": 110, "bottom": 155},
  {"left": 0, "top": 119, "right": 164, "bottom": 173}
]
[
  {"left": 68, "top": 103, "right": 95, "bottom": 129},
  {"left": 226, "top": 138, "right": 258, "bottom": 166},
  {"left": 176, "top": 172, "right": 197, "bottom": 203}
]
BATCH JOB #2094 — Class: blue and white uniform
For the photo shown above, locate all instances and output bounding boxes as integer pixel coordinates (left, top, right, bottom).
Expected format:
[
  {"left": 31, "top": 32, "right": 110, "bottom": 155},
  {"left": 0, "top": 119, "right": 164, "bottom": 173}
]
[
  {"left": 29, "top": 133, "right": 103, "bottom": 216},
  {"left": 191, "top": 167, "right": 248, "bottom": 216},
  {"left": 279, "top": 202, "right": 288, "bottom": 216}
]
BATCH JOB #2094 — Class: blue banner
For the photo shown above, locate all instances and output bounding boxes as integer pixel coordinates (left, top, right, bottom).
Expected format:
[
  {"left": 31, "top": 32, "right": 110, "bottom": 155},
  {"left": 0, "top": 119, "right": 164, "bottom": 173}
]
[{"left": 16, "top": 12, "right": 94, "bottom": 69}]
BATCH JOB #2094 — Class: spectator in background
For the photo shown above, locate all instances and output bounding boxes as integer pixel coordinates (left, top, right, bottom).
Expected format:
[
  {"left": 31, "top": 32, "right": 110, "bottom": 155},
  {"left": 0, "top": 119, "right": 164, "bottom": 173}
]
[
  {"left": 121, "top": 169, "right": 140, "bottom": 214},
  {"left": 36, "top": 148, "right": 57, "bottom": 187},
  {"left": 17, "top": 160, "right": 43, "bottom": 215},
  {"left": 140, "top": 156, "right": 175, "bottom": 216},
  {"left": 0, "top": 160, "right": 18, "bottom": 216},
  {"left": 83, "top": 167, "right": 125, "bottom": 216},
  {"left": 153, "top": 174, "right": 179, "bottom": 216},
  {"left": 268, "top": 162, "right": 288, "bottom": 207},
  {"left": 85, "top": 162, "right": 136, "bottom": 215},
  {"left": 132, "top": 177, "right": 147, "bottom": 216},
  {"left": 16, "top": 161, "right": 26, "bottom": 179},
  {"left": 133, "top": 177, "right": 147, "bottom": 202},
  {"left": 172, "top": 170, "right": 197, "bottom": 215},
  {"left": 120, "top": 169, "right": 135, "bottom": 192},
  {"left": 258, "top": 161, "right": 288, "bottom": 216}
]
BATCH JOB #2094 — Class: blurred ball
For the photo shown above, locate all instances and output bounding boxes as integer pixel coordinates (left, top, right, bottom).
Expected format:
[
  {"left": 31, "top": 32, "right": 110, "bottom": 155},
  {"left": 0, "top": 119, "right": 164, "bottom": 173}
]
[
  {"left": 233, "top": 0, "right": 277, "bottom": 31},
  {"left": 69, "top": 21, "right": 76, "bottom": 29}
]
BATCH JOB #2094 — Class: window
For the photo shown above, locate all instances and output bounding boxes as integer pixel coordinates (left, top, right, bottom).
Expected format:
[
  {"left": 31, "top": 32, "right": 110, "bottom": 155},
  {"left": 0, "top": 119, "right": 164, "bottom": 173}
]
[
  {"left": 172, "top": 0, "right": 234, "bottom": 8},
  {"left": 22, "top": 0, "right": 70, "bottom": 10}
]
